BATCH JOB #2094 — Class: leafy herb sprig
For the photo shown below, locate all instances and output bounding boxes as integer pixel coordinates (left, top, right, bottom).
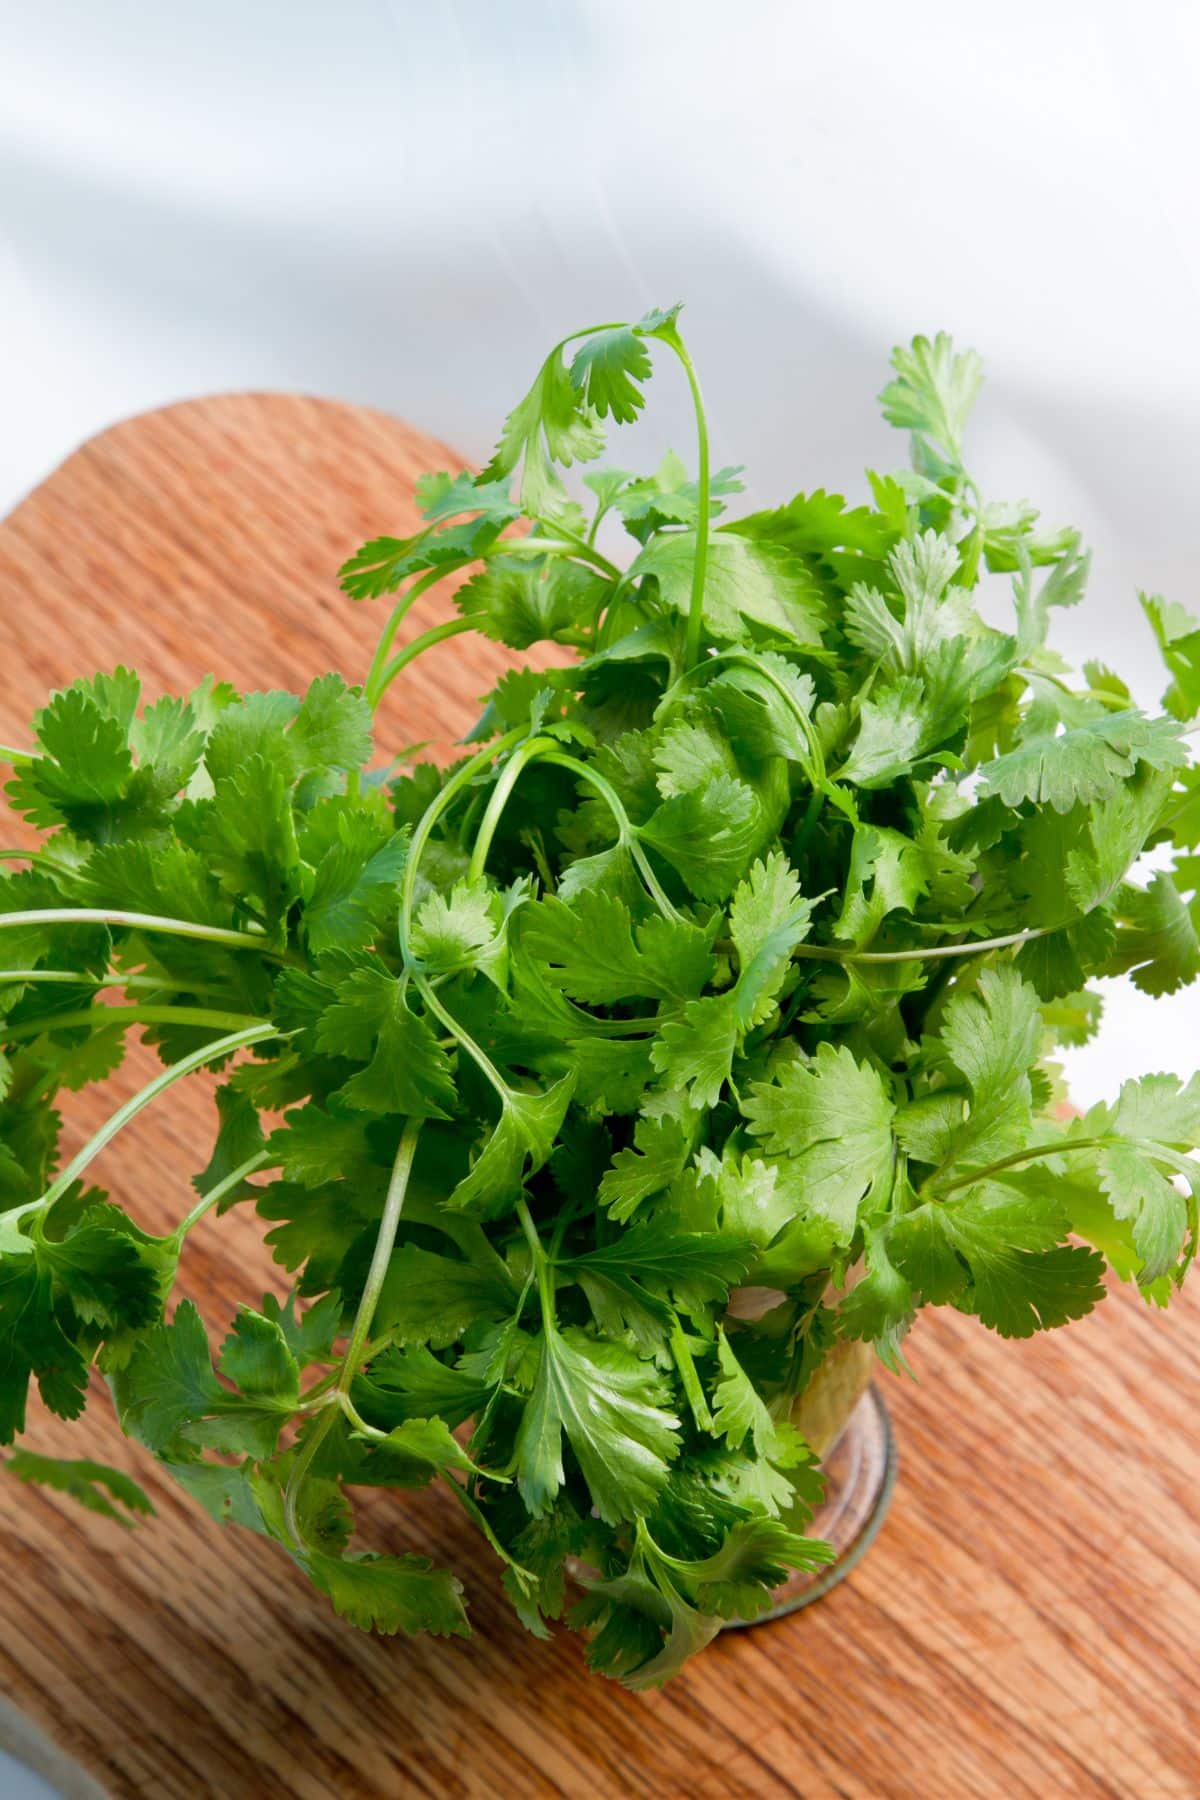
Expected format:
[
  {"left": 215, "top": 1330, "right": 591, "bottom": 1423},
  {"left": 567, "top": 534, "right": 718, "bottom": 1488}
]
[{"left": 2, "top": 309, "right": 1198, "bottom": 1685}]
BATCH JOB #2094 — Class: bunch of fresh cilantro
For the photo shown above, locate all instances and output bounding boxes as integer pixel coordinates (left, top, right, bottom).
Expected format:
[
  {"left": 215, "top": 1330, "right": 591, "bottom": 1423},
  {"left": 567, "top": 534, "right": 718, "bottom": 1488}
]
[{"left": 1, "top": 307, "right": 1198, "bottom": 1687}]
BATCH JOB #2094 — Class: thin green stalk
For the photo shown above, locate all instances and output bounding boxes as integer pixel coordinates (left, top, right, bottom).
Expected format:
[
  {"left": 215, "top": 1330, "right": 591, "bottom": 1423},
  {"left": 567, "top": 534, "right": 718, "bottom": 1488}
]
[
  {"left": 337, "top": 1392, "right": 388, "bottom": 1441},
  {"left": 932, "top": 1136, "right": 1107, "bottom": 1198},
  {"left": 399, "top": 727, "right": 526, "bottom": 954},
  {"left": 791, "top": 790, "right": 826, "bottom": 861},
  {"left": 496, "top": 533, "right": 622, "bottom": 580},
  {"left": 367, "top": 616, "right": 476, "bottom": 708},
  {"left": 516, "top": 1199, "right": 556, "bottom": 1325},
  {"left": 3, "top": 1004, "right": 265, "bottom": 1044},
  {"left": 412, "top": 967, "right": 509, "bottom": 1101},
  {"left": 0, "top": 746, "right": 38, "bottom": 767},
  {"left": 172, "top": 1149, "right": 276, "bottom": 1244},
  {"left": 1018, "top": 666, "right": 1130, "bottom": 713},
  {"left": 793, "top": 924, "right": 1056, "bottom": 966},
  {"left": 7, "top": 1021, "right": 275, "bottom": 1228},
  {"left": 0, "top": 969, "right": 219, "bottom": 996},
  {"left": 467, "top": 735, "right": 556, "bottom": 883},
  {"left": 337, "top": 1121, "right": 422, "bottom": 1395},
  {"left": 670, "top": 1321, "right": 713, "bottom": 1432},
  {"left": 671, "top": 337, "right": 712, "bottom": 671},
  {"left": 283, "top": 1407, "right": 340, "bottom": 1549},
  {"left": 538, "top": 748, "right": 683, "bottom": 922},
  {"left": 364, "top": 565, "right": 448, "bottom": 703},
  {"left": 0, "top": 908, "right": 280, "bottom": 956}
]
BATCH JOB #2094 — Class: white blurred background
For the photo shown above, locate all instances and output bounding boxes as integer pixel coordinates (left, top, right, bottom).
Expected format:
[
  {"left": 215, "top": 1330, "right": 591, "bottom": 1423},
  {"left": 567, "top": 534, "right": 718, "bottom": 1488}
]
[{"left": 1, "top": 0, "right": 1197, "bottom": 1137}]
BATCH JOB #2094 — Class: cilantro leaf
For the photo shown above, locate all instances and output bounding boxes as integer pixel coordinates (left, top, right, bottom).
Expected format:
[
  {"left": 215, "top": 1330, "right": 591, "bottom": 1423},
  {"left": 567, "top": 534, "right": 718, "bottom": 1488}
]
[
  {"left": 521, "top": 891, "right": 715, "bottom": 1005},
  {"left": 743, "top": 1044, "right": 895, "bottom": 1239},
  {"left": 448, "top": 1076, "right": 576, "bottom": 1216},
  {"left": 1141, "top": 592, "right": 1200, "bottom": 721},
  {"left": 978, "top": 711, "right": 1185, "bottom": 813},
  {"left": 879, "top": 332, "right": 983, "bottom": 463},
  {"left": 313, "top": 964, "right": 456, "bottom": 1119},
  {"left": 639, "top": 773, "right": 764, "bottom": 902},
  {"left": 373, "top": 1245, "right": 516, "bottom": 1349},
  {"left": 892, "top": 1188, "right": 1105, "bottom": 1339},
  {"left": 900, "top": 967, "right": 1043, "bottom": 1177},
  {"left": 304, "top": 1550, "right": 469, "bottom": 1637},
  {"left": 630, "top": 533, "right": 827, "bottom": 645},
  {"left": 1107, "top": 874, "right": 1200, "bottom": 996},
  {"left": 598, "top": 1103, "right": 697, "bottom": 1222},
  {"left": 112, "top": 1301, "right": 225, "bottom": 1454},
  {"left": 515, "top": 1325, "right": 680, "bottom": 1524},
  {"left": 3, "top": 1450, "right": 154, "bottom": 1527}
]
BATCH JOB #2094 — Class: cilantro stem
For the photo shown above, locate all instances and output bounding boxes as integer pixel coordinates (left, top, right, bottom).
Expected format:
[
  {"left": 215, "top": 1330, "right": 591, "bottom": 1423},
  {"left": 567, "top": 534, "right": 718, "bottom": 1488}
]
[
  {"left": 656, "top": 647, "right": 836, "bottom": 801},
  {"left": 791, "top": 789, "right": 826, "bottom": 861},
  {"left": 399, "top": 727, "right": 526, "bottom": 956},
  {"left": 538, "top": 748, "right": 684, "bottom": 923},
  {"left": 3, "top": 1004, "right": 266, "bottom": 1043},
  {"left": 0, "top": 745, "right": 38, "bottom": 767},
  {"left": 368, "top": 616, "right": 476, "bottom": 708},
  {"left": 8, "top": 1022, "right": 276, "bottom": 1227},
  {"left": 793, "top": 924, "right": 1056, "bottom": 965},
  {"left": 0, "top": 908, "right": 285, "bottom": 957},
  {"left": 364, "top": 565, "right": 449, "bottom": 704},
  {"left": 0, "top": 969, "right": 221, "bottom": 997},
  {"left": 363, "top": 534, "right": 618, "bottom": 711},
  {"left": 283, "top": 1408, "right": 339, "bottom": 1550},
  {"left": 516, "top": 1198, "right": 556, "bottom": 1325},
  {"left": 1017, "top": 666, "right": 1131, "bottom": 713},
  {"left": 669, "top": 1320, "right": 713, "bottom": 1431},
  {"left": 441, "top": 1474, "right": 532, "bottom": 1575},
  {"left": 337, "top": 1120, "right": 422, "bottom": 1396},
  {"left": 337, "top": 1392, "right": 388, "bottom": 1441},
  {"left": 172, "top": 1149, "right": 276, "bottom": 1244},
  {"left": 932, "top": 1136, "right": 1108, "bottom": 1197},
  {"left": 413, "top": 968, "right": 510, "bottom": 1100},
  {"left": 499, "top": 534, "right": 622, "bottom": 580},
  {"left": 670, "top": 337, "right": 712, "bottom": 673},
  {"left": 467, "top": 735, "right": 557, "bottom": 884}
]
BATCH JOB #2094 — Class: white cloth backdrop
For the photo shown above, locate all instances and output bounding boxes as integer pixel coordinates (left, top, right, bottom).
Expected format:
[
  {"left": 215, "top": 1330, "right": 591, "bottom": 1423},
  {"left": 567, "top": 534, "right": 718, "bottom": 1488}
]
[{"left": 1, "top": 0, "right": 1197, "bottom": 1112}]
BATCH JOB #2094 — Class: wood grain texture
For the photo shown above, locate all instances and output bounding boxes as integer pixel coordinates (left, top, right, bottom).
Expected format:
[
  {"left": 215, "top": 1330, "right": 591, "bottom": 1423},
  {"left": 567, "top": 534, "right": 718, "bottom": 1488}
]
[{"left": 1, "top": 393, "right": 1197, "bottom": 1800}]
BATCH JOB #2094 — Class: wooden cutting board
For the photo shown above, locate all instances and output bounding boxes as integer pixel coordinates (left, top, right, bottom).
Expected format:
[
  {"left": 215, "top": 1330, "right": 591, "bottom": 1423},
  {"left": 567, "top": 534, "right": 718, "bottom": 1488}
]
[{"left": 0, "top": 395, "right": 1197, "bottom": 1800}]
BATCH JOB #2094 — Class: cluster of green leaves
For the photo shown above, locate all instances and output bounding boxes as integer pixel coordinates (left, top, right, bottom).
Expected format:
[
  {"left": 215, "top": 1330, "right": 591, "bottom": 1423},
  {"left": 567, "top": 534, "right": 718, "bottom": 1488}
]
[{"left": 1, "top": 310, "right": 1197, "bottom": 1687}]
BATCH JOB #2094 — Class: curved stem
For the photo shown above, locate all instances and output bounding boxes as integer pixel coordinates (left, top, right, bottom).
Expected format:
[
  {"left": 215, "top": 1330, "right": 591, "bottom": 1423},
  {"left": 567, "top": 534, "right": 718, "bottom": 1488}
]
[
  {"left": 364, "top": 565, "right": 449, "bottom": 704},
  {"left": 467, "top": 736, "right": 557, "bottom": 883},
  {"left": 519, "top": 531, "right": 622, "bottom": 581},
  {"left": 368, "top": 616, "right": 476, "bottom": 709},
  {"left": 671, "top": 339, "right": 711, "bottom": 672},
  {"left": 516, "top": 1198, "right": 556, "bottom": 1326},
  {"left": 657, "top": 648, "right": 829, "bottom": 793},
  {"left": 538, "top": 749, "right": 683, "bottom": 922},
  {"left": 399, "top": 728, "right": 526, "bottom": 955},
  {"left": 792, "top": 790, "right": 826, "bottom": 861},
  {"left": 30, "top": 1021, "right": 275, "bottom": 1215},
  {"left": 173, "top": 1149, "right": 276, "bottom": 1244},
  {"left": 0, "top": 969, "right": 219, "bottom": 996},
  {"left": 794, "top": 924, "right": 1057, "bottom": 966},
  {"left": 412, "top": 967, "right": 509, "bottom": 1100},
  {"left": 932, "top": 1136, "right": 1107, "bottom": 1198},
  {"left": 0, "top": 908, "right": 280, "bottom": 957},
  {"left": 336, "top": 1391, "right": 388, "bottom": 1440},
  {"left": 3, "top": 1004, "right": 265, "bottom": 1044},
  {"left": 337, "top": 1121, "right": 422, "bottom": 1396},
  {"left": 283, "top": 1406, "right": 340, "bottom": 1549}
]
